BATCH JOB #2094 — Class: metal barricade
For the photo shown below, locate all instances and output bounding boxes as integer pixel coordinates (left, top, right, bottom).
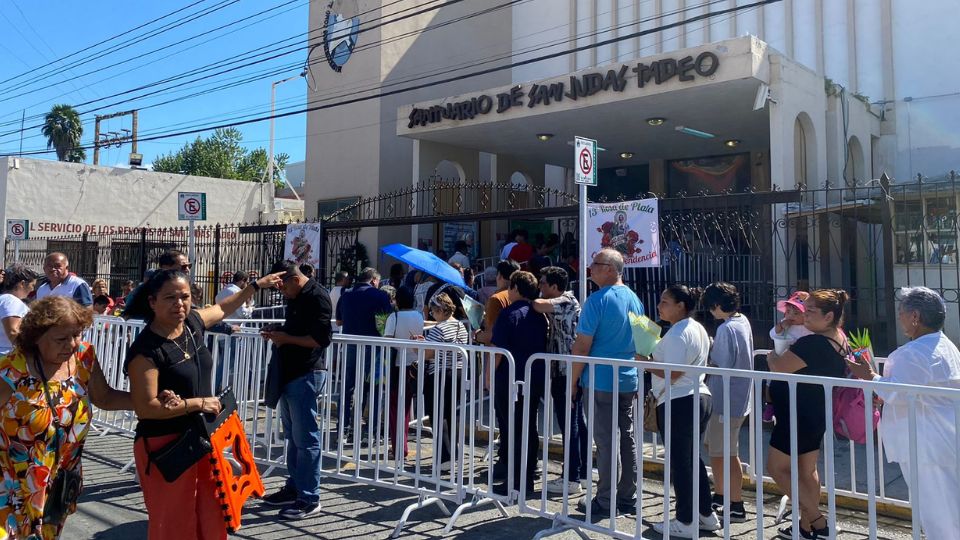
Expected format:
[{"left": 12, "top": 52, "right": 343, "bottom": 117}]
[
  {"left": 319, "top": 334, "right": 518, "bottom": 537},
  {"left": 517, "top": 353, "right": 960, "bottom": 540}
]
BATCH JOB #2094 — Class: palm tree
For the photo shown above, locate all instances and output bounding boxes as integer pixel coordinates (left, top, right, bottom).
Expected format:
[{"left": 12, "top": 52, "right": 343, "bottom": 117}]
[{"left": 41, "top": 104, "right": 83, "bottom": 161}]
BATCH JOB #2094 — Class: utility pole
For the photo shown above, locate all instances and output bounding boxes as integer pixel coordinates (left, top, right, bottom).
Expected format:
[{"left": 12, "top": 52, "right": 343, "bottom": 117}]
[
  {"left": 269, "top": 72, "right": 305, "bottom": 200},
  {"left": 18, "top": 110, "right": 24, "bottom": 157},
  {"left": 93, "top": 109, "right": 138, "bottom": 165}
]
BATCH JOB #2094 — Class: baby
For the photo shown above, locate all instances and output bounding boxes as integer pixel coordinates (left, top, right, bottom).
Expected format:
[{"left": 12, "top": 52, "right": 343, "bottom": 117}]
[
  {"left": 763, "top": 291, "right": 813, "bottom": 422},
  {"left": 770, "top": 291, "right": 813, "bottom": 342}
]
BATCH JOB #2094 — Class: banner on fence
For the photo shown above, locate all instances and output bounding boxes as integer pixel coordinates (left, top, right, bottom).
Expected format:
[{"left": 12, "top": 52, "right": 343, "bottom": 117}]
[
  {"left": 284, "top": 223, "right": 322, "bottom": 267},
  {"left": 587, "top": 198, "right": 660, "bottom": 267}
]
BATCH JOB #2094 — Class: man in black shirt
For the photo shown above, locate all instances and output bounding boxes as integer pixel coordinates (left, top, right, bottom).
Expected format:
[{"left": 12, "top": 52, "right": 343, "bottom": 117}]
[{"left": 260, "top": 262, "right": 332, "bottom": 520}]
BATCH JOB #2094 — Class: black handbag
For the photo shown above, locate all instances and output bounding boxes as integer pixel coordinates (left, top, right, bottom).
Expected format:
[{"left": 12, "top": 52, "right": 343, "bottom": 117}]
[
  {"left": 146, "top": 326, "right": 215, "bottom": 482},
  {"left": 35, "top": 358, "right": 83, "bottom": 525}
]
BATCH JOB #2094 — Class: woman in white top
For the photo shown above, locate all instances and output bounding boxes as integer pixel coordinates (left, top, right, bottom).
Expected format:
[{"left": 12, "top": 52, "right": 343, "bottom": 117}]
[
  {"left": 0, "top": 265, "right": 41, "bottom": 355},
  {"left": 847, "top": 287, "right": 960, "bottom": 539},
  {"left": 646, "top": 285, "right": 719, "bottom": 537},
  {"left": 384, "top": 287, "right": 425, "bottom": 460}
]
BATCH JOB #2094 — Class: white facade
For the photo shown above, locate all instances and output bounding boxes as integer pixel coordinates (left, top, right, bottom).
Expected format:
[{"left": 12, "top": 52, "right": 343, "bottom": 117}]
[
  {"left": 305, "top": 0, "right": 958, "bottom": 264},
  {"left": 0, "top": 157, "right": 274, "bottom": 243}
]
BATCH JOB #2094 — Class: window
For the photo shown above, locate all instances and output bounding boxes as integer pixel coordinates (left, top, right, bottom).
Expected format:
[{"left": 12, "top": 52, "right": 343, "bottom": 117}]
[
  {"left": 317, "top": 197, "right": 360, "bottom": 221},
  {"left": 894, "top": 196, "right": 958, "bottom": 265}
]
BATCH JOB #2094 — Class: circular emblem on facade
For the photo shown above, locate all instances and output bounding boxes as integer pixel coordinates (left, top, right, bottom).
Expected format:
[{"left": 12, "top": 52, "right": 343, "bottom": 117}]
[{"left": 323, "top": 0, "right": 360, "bottom": 72}]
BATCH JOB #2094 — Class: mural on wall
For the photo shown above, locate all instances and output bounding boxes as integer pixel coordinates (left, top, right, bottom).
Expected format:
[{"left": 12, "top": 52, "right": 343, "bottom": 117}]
[{"left": 668, "top": 153, "right": 750, "bottom": 196}]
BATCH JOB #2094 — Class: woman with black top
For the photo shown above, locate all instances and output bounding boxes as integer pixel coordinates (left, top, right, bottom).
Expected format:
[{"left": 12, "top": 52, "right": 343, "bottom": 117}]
[
  {"left": 125, "top": 269, "right": 281, "bottom": 540},
  {"left": 766, "top": 289, "right": 849, "bottom": 540}
]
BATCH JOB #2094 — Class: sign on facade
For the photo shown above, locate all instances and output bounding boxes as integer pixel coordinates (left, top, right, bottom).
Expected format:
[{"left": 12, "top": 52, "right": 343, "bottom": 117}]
[
  {"left": 574, "top": 136, "right": 597, "bottom": 186},
  {"left": 587, "top": 198, "right": 660, "bottom": 267},
  {"left": 6, "top": 219, "right": 28, "bottom": 240},
  {"left": 178, "top": 192, "right": 207, "bottom": 221},
  {"left": 284, "top": 223, "right": 322, "bottom": 269}
]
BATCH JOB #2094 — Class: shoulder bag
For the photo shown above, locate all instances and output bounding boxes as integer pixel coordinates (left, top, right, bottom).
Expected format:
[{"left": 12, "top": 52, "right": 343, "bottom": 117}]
[
  {"left": 35, "top": 357, "right": 83, "bottom": 525},
  {"left": 146, "top": 325, "right": 214, "bottom": 482}
]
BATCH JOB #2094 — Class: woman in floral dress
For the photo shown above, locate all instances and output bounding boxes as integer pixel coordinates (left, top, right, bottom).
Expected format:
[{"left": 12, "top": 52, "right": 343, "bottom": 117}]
[{"left": 0, "top": 296, "right": 161, "bottom": 539}]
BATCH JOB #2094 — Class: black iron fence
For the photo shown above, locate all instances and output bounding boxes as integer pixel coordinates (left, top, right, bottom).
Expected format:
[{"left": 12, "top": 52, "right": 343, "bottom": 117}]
[{"left": 6, "top": 172, "right": 960, "bottom": 354}]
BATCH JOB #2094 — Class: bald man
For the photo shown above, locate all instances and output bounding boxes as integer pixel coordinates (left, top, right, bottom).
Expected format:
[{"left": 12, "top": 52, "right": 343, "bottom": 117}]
[{"left": 36, "top": 252, "right": 93, "bottom": 306}]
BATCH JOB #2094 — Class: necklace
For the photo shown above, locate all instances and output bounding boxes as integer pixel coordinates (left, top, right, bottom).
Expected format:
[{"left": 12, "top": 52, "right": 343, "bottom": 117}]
[{"left": 169, "top": 330, "right": 191, "bottom": 361}]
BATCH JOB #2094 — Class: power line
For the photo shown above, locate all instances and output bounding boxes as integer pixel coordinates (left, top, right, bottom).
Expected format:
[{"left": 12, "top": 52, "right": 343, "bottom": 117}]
[
  {"left": 0, "top": 0, "right": 467, "bottom": 137},
  {"left": 0, "top": 0, "right": 240, "bottom": 98},
  {"left": 0, "top": 0, "right": 211, "bottom": 88},
  {"left": 9, "top": 0, "right": 782, "bottom": 158},
  {"left": 0, "top": 0, "right": 439, "bottom": 129},
  {"left": 3, "top": 0, "right": 742, "bottom": 149}
]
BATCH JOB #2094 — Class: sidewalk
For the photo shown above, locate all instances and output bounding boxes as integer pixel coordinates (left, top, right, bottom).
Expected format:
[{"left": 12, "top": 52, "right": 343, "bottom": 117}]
[{"left": 66, "top": 432, "right": 914, "bottom": 539}]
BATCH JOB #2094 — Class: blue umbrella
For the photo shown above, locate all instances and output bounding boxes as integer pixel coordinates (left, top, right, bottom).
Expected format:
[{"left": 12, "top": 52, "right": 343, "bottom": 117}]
[{"left": 381, "top": 243, "right": 466, "bottom": 288}]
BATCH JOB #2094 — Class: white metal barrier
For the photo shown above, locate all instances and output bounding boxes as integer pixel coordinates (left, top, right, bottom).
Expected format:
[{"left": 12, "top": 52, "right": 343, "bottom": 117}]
[
  {"left": 517, "top": 353, "right": 960, "bottom": 540},
  {"left": 84, "top": 316, "right": 956, "bottom": 539},
  {"left": 318, "top": 334, "right": 518, "bottom": 537}
]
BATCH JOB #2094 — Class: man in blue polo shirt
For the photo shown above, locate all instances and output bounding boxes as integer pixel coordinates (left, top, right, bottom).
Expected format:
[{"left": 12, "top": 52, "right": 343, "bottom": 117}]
[
  {"left": 569, "top": 248, "right": 643, "bottom": 515},
  {"left": 336, "top": 267, "right": 393, "bottom": 439},
  {"left": 490, "top": 271, "right": 548, "bottom": 495}
]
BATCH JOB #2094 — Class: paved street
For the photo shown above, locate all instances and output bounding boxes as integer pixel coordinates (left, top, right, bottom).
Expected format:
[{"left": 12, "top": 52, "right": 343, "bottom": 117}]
[{"left": 65, "top": 432, "right": 914, "bottom": 539}]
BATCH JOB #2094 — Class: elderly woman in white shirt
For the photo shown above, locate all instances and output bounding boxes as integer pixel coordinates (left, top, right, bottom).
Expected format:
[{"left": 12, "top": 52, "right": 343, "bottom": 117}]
[{"left": 847, "top": 286, "right": 960, "bottom": 539}]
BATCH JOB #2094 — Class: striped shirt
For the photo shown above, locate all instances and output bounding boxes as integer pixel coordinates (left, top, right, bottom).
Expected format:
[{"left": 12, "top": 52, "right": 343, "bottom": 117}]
[{"left": 424, "top": 319, "right": 468, "bottom": 374}]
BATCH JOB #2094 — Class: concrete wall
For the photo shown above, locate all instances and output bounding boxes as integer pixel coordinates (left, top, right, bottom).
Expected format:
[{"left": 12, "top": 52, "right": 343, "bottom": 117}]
[{"left": 0, "top": 157, "right": 270, "bottom": 243}]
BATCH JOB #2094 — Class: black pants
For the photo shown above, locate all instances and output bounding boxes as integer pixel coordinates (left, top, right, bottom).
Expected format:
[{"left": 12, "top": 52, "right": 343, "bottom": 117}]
[
  {"left": 423, "top": 369, "right": 460, "bottom": 463},
  {"left": 657, "top": 394, "right": 714, "bottom": 523},
  {"left": 512, "top": 378, "right": 546, "bottom": 489},
  {"left": 493, "top": 371, "right": 512, "bottom": 467},
  {"left": 550, "top": 375, "right": 589, "bottom": 481}
]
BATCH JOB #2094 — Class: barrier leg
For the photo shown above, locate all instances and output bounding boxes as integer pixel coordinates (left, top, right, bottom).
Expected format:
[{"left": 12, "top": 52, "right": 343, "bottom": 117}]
[
  {"left": 391, "top": 496, "right": 450, "bottom": 538},
  {"left": 119, "top": 457, "right": 136, "bottom": 474},
  {"left": 530, "top": 516, "right": 591, "bottom": 540},
  {"left": 443, "top": 496, "right": 509, "bottom": 535}
]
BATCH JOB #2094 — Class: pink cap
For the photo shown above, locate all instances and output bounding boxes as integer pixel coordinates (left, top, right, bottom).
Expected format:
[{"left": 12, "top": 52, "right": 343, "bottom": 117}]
[{"left": 777, "top": 291, "right": 809, "bottom": 313}]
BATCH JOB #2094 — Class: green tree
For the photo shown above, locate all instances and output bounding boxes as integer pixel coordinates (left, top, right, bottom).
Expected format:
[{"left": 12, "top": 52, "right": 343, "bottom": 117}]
[
  {"left": 152, "top": 128, "right": 288, "bottom": 187},
  {"left": 41, "top": 104, "right": 83, "bottom": 161}
]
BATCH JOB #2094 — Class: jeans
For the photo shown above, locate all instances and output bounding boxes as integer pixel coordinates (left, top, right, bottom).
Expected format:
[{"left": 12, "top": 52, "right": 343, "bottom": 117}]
[
  {"left": 278, "top": 370, "right": 325, "bottom": 505},
  {"left": 551, "top": 375, "right": 589, "bottom": 481},
  {"left": 657, "top": 394, "right": 714, "bottom": 523},
  {"left": 593, "top": 390, "right": 639, "bottom": 508}
]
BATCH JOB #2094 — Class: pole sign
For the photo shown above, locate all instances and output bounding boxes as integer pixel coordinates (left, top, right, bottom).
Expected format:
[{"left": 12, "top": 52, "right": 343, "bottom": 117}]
[
  {"left": 178, "top": 192, "right": 207, "bottom": 221},
  {"left": 574, "top": 136, "right": 597, "bottom": 186},
  {"left": 6, "top": 219, "right": 28, "bottom": 240}
]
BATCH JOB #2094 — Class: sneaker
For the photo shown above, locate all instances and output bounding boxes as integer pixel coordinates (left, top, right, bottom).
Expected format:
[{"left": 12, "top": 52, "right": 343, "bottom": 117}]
[
  {"left": 261, "top": 485, "right": 298, "bottom": 506},
  {"left": 715, "top": 502, "right": 748, "bottom": 524},
  {"left": 699, "top": 511, "right": 722, "bottom": 531},
  {"left": 279, "top": 500, "right": 322, "bottom": 520},
  {"left": 763, "top": 404, "right": 776, "bottom": 423},
  {"left": 652, "top": 519, "right": 698, "bottom": 538},
  {"left": 576, "top": 496, "right": 613, "bottom": 516},
  {"left": 545, "top": 478, "right": 582, "bottom": 495},
  {"left": 616, "top": 498, "right": 638, "bottom": 515},
  {"left": 777, "top": 524, "right": 832, "bottom": 539}
]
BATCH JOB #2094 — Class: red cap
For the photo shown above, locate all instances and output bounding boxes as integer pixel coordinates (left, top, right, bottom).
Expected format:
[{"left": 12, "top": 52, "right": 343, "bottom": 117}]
[{"left": 777, "top": 291, "right": 809, "bottom": 313}]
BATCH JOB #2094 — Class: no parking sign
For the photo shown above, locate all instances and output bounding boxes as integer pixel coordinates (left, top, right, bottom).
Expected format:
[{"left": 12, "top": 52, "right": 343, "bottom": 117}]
[
  {"left": 574, "top": 136, "right": 597, "bottom": 186},
  {"left": 6, "top": 219, "right": 28, "bottom": 240},
  {"left": 178, "top": 192, "right": 207, "bottom": 221}
]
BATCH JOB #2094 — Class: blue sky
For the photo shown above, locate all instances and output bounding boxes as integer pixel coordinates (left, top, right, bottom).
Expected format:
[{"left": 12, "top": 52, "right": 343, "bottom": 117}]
[{"left": 0, "top": 0, "right": 310, "bottom": 167}]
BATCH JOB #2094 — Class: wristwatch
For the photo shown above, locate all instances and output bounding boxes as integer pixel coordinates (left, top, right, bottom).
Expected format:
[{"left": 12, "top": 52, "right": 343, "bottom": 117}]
[{"left": 250, "top": 281, "right": 261, "bottom": 291}]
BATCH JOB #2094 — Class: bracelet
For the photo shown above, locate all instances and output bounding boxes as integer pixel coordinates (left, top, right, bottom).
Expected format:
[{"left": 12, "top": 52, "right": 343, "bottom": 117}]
[{"left": 250, "top": 281, "right": 261, "bottom": 292}]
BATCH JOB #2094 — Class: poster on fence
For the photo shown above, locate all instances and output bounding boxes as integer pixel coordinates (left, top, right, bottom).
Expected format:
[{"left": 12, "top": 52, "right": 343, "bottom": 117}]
[
  {"left": 587, "top": 198, "right": 660, "bottom": 267},
  {"left": 284, "top": 223, "right": 322, "bottom": 268}
]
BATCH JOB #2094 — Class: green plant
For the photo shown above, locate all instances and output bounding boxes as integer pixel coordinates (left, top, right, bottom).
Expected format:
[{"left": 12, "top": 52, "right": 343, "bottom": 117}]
[{"left": 848, "top": 328, "right": 872, "bottom": 351}]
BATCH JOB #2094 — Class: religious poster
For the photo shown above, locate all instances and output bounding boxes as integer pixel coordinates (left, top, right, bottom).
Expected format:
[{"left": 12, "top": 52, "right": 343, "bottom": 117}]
[
  {"left": 587, "top": 198, "right": 660, "bottom": 267},
  {"left": 667, "top": 153, "right": 750, "bottom": 196},
  {"left": 284, "top": 223, "right": 322, "bottom": 268},
  {"left": 442, "top": 222, "right": 478, "bottom": 258}
]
